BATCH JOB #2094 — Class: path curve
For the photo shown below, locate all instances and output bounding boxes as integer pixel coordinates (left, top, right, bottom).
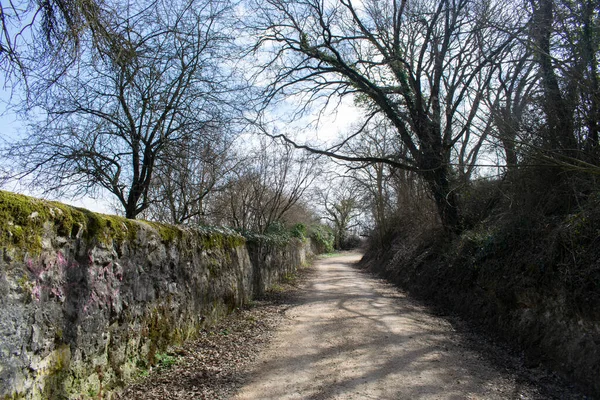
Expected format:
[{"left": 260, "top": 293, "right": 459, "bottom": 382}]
[{"left": 232, "top": 252, "right": 549, "bottom": 400}]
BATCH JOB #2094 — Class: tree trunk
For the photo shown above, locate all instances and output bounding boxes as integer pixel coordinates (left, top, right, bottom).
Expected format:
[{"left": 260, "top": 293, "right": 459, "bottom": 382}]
[
  {"left": 532, "top": 0, "right": 578, "bottom": 153},
  {"left": 125, "top": 184, "right": 144, "bottom": 219},
  {"left": 417, "top": 122, "right": 461, "bottom": 233},
  {"left": 423, "top": 165, "right": 461, "bottom": 234},
  {"left": 125, "top": 201, "right": 138, "bottom": 219}
]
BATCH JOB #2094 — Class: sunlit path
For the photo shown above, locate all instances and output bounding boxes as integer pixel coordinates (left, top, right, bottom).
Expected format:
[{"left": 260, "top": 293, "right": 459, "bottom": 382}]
[{"left": 232, "top": 253, "right": 546, "bottom": 400}]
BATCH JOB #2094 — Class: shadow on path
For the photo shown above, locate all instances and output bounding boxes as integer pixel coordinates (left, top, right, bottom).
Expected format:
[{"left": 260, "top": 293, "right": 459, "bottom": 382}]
[{"left": 232, "top": 253, "right": 551, "bottom": 400}]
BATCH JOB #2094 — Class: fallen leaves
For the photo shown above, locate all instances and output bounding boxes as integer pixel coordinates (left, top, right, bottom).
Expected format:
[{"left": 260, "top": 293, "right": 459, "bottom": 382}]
[{"left": 113, "top": 266, "right": 313, "bottom": 400}]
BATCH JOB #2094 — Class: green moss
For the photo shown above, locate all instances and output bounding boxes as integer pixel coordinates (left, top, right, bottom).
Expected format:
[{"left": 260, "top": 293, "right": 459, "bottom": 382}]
[
  {"left": 173, "top": 323, "right": 201, "bottom": 343},
  {"left": 145, "top": 221, "right": 183, "bottom": 244},
  {"left": 0, "top": 190, "right": 246, "bottom": 259},
  {"left": 76, "top": 208, "right": 140, "bottom": 246},
  {"left": 206, "top": 258, "right": 221, "bottom": 276},
  {"left": 54, "top": 327, "right": 64, "bottom": 343},
  {"left": 145, "top": 305, "right": 177, "bottom": 365},
  {"left": 16, "top": 273, "right": 33, "bottom": 298},
  {"left": 0, "top": 191, "right": 55, "bottom": 256},
  {"left": 0, "top": 190, "right": 138, "bottom": 256},
  {"left": 198, "top": 231, "right": 245, "bottom": 250},
  {"left": 2, "top": 345, "right": 74, "bottom": 399},
  {"left": 155, "top": 352, "right": 177, "bottom": 369},
  {"left": 2, "top": 393, "right": 26, "bottom": 400},
  {"left": 38, "top": 344, "right": 72, "bottom": 399},
  {"left": 143, "top": 222, "right": 245, "bottom": 253}
]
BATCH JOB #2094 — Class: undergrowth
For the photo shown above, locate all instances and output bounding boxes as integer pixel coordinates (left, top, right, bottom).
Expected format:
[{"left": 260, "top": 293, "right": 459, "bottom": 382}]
[{"left": 362, "top": 172, "right": 600, "bottom": 397}]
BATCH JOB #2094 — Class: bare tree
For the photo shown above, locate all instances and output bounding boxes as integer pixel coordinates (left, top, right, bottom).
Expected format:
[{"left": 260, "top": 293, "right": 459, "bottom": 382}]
[
  {"left": 142, "top": 125, "right": 239, "bottom": 225},
  {"left": 249, "top": 0, "right": 520, "bottom": 232},
  {"left": 3, "top": 0, "right": 240, "bottom": 218},
  {"left": 210, "top": 139, "right": 322, "bottom": 232},
  {"left": 484, "top": 43, "right": 539, "bottom": 174},
  {"left": 335, "top": 118, "right": 437, "bottom": 245},
  {"left": 338, "top": 120, "right": 403, "bottom": 235},
  {"left": 530, "top": 0, "right": 578, "bottom": 154},
  {"left": 318, "top": 180, "right": 362, "bottom": 249},
  {"left": 528, "top": 0, "right": 599, "bottom": 160}
]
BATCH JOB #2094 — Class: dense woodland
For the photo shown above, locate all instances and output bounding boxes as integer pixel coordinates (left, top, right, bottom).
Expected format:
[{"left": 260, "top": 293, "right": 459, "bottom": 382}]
[{"left": 0, "top": 0, "right": 599, "bottom": 394}]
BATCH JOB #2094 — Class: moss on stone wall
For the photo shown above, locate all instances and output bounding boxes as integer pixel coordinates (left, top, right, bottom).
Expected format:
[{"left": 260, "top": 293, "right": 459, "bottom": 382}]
[
  {"left": 0, "top": 190, "right": 317, "bottom": 400},
  {"left": 0, "top": 190, "right": 142, "bottom": 256},
  {"left": 0, "top": 190, "right": 245, "bottom": 259},
  {"left": 0, "top": 190, "right": 86, "bottom": 256}
]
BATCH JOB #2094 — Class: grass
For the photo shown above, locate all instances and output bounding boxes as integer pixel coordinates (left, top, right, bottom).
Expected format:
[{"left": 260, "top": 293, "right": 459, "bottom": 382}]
[{"left": 155, "top": 352, "right": 178, "bottom": 369}]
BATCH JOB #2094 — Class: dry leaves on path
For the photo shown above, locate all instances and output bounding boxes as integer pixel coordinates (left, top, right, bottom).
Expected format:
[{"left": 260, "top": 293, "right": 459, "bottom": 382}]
[{"left": 114, "top": 265, "right": 313, "bottom": 400}]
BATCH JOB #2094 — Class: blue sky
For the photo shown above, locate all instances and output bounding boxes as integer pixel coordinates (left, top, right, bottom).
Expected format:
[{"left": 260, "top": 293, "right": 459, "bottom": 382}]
[
  {"left": 0, "top": 66, "right": 362, "bottom": 217},
  {"left": 0, "top": 85, "right": 20, "bottom": 139},
  {"left": 1, "top": 86, "right": 115, "bottom": 214}
]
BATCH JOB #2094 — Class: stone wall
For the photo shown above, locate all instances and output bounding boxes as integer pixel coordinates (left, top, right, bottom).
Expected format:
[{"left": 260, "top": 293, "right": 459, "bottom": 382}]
[
  {"left": 0, "top": 191, "right": 313, "bottom": 399},
  {"left": 246, "top": 236, "right": 311, "bottom": 297}
]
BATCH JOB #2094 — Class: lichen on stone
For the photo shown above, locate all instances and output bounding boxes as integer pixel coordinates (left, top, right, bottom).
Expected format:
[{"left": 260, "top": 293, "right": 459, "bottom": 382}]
[
  {"left": 0, "top": 191, "right": 248, "bottom": 258},
  {"left": 0, "top": 190, "right": 314, "bottom": 399}
]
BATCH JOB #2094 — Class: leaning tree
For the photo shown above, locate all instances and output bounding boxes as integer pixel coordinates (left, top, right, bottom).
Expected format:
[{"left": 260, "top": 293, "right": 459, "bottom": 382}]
[{"left": 249, "top": 0, "right": 523, "bottom": 232}]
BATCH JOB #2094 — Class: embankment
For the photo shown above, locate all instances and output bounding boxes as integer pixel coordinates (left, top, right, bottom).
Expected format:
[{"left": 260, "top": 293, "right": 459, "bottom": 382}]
[
  {"left": 0, "top": 191, "right": 313, "bottom": 399},
  {"left": 362, "top": 222, "right": 600, "bottom": 398}
]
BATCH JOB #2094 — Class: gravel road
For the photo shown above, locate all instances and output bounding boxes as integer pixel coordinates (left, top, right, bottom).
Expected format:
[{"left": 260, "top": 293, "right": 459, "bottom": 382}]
[{"left": 232, "top": 252, "right": 581, "bottom": 400}]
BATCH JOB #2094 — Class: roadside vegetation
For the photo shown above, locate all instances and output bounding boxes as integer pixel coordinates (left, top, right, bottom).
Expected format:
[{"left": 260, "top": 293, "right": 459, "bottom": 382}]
[{"left": 0, "top": 0, "right": 598, "bottom": 396}]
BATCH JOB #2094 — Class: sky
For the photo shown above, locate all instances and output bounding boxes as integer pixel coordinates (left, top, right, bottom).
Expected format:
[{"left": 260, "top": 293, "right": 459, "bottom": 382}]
[
  {"left": 0, "top": 78, "right": 363, "bottom": 216},
  {"left": 0, "top": 85, "right": 119, "bottom": 214}
]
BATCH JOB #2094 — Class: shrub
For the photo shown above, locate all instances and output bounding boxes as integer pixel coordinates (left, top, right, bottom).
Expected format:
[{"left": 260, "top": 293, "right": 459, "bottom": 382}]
[
  {"left": 290, "top": 223, "right": 307, "bottom": 239},
  {"left": 341, "top": 234, "right": 362, "bottom": 250},
  {"left": 309, "top": 224, "right": 335, "bottom": 254}
]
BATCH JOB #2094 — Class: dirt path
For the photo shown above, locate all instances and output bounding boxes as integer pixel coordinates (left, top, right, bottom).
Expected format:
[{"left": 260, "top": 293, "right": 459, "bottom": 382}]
[{"left": 232, "top": 252, "right": 563, "bottom": 400}]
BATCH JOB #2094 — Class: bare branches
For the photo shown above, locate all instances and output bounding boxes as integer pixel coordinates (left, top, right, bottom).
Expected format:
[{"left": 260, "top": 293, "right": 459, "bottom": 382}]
[
  {"left": 249, "top": 0, "right": 521, "bottom": 230},
  {"left": 3, "top": 0, "right": 240, "bottom": 219},
  {"left": 0, "top": 0, "right": 122, "bottom": 87},
  {"left": 259, "top": 126, "right": 419, "bottom": 172},
  {"left": 209, "top": 139, "right": 322, "bottom": 233},
  {"left": 317, "top": 176, "right": 363, "bottom": 249}
]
